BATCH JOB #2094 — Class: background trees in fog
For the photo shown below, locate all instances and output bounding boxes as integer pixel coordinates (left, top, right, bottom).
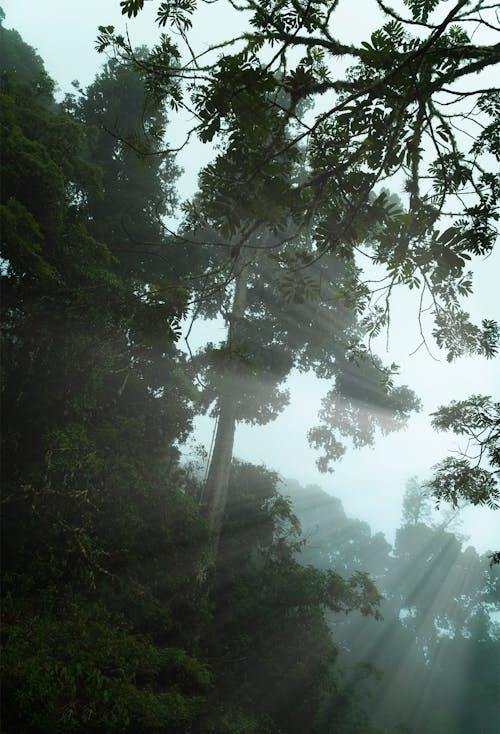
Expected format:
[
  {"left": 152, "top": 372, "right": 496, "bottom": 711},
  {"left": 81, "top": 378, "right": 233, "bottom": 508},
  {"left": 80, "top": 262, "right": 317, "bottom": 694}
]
[{"left": 1, "top": 2, "right": 499, "bottom": 732}]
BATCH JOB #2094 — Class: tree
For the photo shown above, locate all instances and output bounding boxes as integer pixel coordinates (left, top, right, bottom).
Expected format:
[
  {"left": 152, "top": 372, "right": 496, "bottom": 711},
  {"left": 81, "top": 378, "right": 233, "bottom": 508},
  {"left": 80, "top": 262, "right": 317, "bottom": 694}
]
[
  {"left": 429, "top": 395, "right": 500, "bottom": 562},
  {"left": 287, "top": 477, "right": 500, "bottom": 733},
  {"left": 198, "top": 236, "right": 420, "bottom": 552},
  {"left": 284, "top": 478, "right": 392, "bottom": 579},
  {"left": 0, "top": 24, "right": 193, "bottom": 564},
  {"left": 97, "top": 0, "right": 499, "bottom": 551},
  {"left": 63, "top": 52, "right": 192, "bottom": 284},
  {"left": 1, "top": 20, "right": 213, "bottom": 732},
  {"left": 208, "top": 461, "right": 382, "bottom": 734},
  {"left": 102, "top": 0, "right": 499, "bottom": 358}
]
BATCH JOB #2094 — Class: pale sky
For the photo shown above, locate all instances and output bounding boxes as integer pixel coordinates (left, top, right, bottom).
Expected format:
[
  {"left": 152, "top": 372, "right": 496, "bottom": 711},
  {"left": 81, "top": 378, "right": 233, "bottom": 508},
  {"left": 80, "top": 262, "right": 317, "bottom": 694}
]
[{"left": 4, "top": 0, "right": 499, "bottom": 552}]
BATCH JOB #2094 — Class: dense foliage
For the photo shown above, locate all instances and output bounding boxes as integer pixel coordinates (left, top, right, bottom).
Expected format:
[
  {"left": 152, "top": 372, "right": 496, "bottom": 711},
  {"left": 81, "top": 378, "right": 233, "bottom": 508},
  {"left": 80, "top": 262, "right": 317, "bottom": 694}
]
[
  {"left": 1, "top": 4, "right": 499, "bottom": 733},
  {"left": 0, "top": 17, "right": 381, "bottom": 734},
  {"left": 96, "top": 0, "right": 499, "bottom": 542},
  {"left": 1, "top": 15, "right": 210, "bottom": 733},
  {"left": 103, "top": 0, "right": 500, "bottom": 363}
]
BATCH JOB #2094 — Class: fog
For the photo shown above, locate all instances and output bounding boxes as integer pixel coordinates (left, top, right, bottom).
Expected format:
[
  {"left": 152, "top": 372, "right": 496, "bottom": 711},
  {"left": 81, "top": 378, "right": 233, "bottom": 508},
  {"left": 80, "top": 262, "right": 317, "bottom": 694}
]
[
  {"left": 2, "top": 2, "right": 499, "bottom": 732},
  {"left": 4, "top": 0, "right": 498, "bottom": 552}
]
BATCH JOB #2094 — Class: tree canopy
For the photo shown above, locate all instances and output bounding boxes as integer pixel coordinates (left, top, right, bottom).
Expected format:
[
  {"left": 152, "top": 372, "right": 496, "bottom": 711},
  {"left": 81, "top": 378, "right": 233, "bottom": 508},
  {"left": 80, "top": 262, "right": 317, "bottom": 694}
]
[
  {"left": 95, "top": 0, "right": 500, "bottom": 546},
  {"left": 1, "top": 5, "right": 499, "bottom": 733},
  {"left": 100, "top": 0, "right": 499, "bottom": 361}
]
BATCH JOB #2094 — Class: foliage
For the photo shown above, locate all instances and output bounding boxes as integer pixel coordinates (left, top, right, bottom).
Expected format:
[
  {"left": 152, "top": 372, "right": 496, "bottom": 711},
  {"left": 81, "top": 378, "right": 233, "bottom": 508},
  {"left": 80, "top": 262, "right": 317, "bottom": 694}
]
[
  {"left": 97, "top": 0, "right": 498, "bottom": 509},
  {"left": 99, "top": 0, "right": 499, "bottom": 364},
  {"left": 1, "top": 20, "right": 210, "bottom": 733},
  {"left": 287, "top": 477, "right": 500, "bottom": 733},
  {"left": 428, "top": 394, "right": 500, "bottom": 562},
  {"left": 2, "top": 598, "right": 210, "bottom": 733},
  {"left": 430, "top": 395, "right": 500, "bottom": 507},
  {"left": 429, "top": 457, "right": 498, "bottom": 510},
  {"left": 0, "top": 19, "right": 390, "bottom": 734},
  {"left": 63, "top": 53, "right": 197, "bottom": 284},
  {"left": 209, "top": 462, "right": 382, "bottom": 734},
  {"left": 2, "top": 9, "right": 499, "bottom": 734}
]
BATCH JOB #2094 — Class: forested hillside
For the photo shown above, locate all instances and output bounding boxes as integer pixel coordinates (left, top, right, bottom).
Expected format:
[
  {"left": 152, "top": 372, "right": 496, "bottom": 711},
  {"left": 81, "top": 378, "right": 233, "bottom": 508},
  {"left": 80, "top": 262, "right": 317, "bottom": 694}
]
[{"left": 1, "top": 3, "right": 499, "bottom": 733}]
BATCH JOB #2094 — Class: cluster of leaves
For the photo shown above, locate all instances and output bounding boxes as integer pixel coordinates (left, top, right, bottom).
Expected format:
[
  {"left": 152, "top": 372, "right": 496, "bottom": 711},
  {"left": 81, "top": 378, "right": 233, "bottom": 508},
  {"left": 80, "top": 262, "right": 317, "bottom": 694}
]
[
  {"left": 403, "top": 0, "right": 441, "bottom": 23},
  {"left": 2, "top": 596, "right": 210, "bottom": 734},
  {"left": 429, "top": 396, "right": 500, "bottom": 516},
  {"left": 309, "top": 352, "right": 421, "bottom": 472}
]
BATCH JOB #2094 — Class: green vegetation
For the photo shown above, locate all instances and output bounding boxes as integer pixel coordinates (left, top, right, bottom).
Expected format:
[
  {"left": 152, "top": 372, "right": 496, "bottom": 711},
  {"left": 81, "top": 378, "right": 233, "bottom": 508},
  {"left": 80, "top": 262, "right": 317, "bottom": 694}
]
[
  {"left": 287, "top": 478, "right": 500, "bottom": 733},
  {"left": 1, "top": 2, "right": 499, "bottom": 732},
  {"left": 96, "top": 0, "right": 500, "bottom": 552}
]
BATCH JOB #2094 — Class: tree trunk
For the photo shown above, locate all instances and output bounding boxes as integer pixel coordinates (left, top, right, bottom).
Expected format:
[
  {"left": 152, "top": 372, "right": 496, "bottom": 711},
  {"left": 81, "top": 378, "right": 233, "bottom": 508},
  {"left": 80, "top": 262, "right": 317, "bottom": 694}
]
[
  {"left": 204, "top": 392, "right": 238, "bottom": 552},
  {"left": 203, "top": 263, "right": 249, "bottom": 556}
]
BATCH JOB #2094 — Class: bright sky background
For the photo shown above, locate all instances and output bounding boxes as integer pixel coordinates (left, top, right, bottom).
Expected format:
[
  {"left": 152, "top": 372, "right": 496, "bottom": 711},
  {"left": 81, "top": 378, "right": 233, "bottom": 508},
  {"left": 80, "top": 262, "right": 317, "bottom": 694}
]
[{"left": 4, "top": 0, "right": 498, "bottom": 552}]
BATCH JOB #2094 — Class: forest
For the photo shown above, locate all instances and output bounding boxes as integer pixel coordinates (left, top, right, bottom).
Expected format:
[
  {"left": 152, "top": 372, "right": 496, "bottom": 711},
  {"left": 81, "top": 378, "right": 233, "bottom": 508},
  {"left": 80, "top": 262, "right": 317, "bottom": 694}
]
[{"left": 1, "top": 1, "right": 499, "bottom": 732}]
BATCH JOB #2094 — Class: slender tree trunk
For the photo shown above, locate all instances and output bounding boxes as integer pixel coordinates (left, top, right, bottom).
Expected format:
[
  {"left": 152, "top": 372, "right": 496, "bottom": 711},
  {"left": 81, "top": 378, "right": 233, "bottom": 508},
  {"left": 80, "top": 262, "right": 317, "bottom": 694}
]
[
  {"left": 204, "top": 392, "right": 238, "bottom": 551},
  {"left": 203, "top": 263, "right": 249, "bottom": 556}
]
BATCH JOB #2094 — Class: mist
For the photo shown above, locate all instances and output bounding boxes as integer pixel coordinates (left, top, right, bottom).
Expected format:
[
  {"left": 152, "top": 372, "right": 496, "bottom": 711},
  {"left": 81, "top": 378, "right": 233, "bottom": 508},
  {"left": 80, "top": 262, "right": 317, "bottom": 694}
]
[{"left": 1, "top": 2, "right": 499, "bottom": 733}]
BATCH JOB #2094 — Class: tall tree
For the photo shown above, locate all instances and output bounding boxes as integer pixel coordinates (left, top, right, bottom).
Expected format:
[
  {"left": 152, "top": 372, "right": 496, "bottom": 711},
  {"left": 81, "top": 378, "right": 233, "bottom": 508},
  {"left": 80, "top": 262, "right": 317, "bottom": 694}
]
[
  {"left": 98, "top": 0, "right": 499, "bottom": 550},
  {"left": 196, "top": 227, "right": 419, "bottom": 552},
  {"left": 64, "top": 52, "right": 187, "bottom": 283},
  {"left": 183, "top": 118, "right": 419, "bottom": 553},
  {"left": 103, "top": 0, "right": 499, "bottom": 359},
  {"left": 1, "top": 21, "right": 214, "bottom": 732}
]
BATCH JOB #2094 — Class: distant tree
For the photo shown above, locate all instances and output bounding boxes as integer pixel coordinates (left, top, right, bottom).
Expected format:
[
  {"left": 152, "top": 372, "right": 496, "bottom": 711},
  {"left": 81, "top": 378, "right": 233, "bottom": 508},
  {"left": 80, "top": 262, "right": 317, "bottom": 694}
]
[
  {"left": 209, "top": 461, "right": 382, "bottom": 734},
  {"left": 401, "top": 477, "right": 433, "bottom": 527},
  {"left": 287, "top": 478, "right": 500, "bottom": 733},
  {"left": 284, "top": 479, "right": 392, "bottom": 580},
  {"left": 0, "top": 7, "right": 48, "bottom": 84}
]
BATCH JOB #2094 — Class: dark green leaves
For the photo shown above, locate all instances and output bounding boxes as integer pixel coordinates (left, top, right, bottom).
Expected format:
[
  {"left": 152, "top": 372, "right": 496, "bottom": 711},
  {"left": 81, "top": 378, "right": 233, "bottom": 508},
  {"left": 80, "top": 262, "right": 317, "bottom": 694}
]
[
  {"left": 429, "top": 395, "right": 500, "bottom": 517},
  {"left": 96, "top": 25, "right": 117, "bottom": 53},
  {"left": 193, "top": 52, "right": 277, "bottom": 144},
  {"left": 120, "top": 0, "right": 145, "bottom": 18},
  {"left": 429, "top": 458, "right": 499, "bottom": 509},
  {"left": 403, "top": 0, "right": 441, "bottom": 23},
  {"left": 2, "top": 602, "right": 211, "bottom": 733},
  {"left": 433, "top": 309, "right": 499, "bottom": 362},
  {"left": 157, "top": 0, "right": 197, "bottom": 31}
]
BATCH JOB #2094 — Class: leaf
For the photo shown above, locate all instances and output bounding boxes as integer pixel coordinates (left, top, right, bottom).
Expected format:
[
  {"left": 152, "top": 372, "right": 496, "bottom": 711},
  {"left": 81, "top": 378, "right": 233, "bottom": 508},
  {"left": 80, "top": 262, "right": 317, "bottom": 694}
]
[
  {"left": 403, "top": 0, "right": 440, "bottom": 23},
  {"left": 437, "top": 226, "right": 459, "bottom": 244},
  {"left": 120, "top": 0, "right": 144, "bottom": 18}
]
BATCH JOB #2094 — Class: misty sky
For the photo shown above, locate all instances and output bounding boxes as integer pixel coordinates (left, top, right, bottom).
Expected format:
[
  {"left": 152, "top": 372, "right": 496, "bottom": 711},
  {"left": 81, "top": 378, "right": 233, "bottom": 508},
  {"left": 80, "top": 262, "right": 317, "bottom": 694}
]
[{"left": 4, "top": 0, "right": 499, "bottom": 551}]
